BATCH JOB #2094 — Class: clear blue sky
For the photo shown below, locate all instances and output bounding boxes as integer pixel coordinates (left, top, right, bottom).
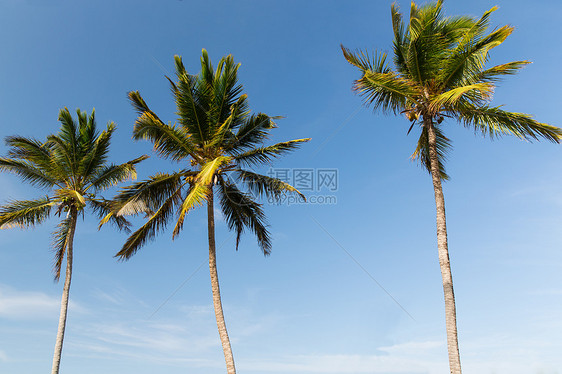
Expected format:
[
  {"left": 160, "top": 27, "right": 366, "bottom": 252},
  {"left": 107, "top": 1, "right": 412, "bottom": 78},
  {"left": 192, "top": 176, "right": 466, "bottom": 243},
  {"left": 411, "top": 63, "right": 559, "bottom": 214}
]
[{"left": 1, "top": 0, "right": 561, "bottom": 373}]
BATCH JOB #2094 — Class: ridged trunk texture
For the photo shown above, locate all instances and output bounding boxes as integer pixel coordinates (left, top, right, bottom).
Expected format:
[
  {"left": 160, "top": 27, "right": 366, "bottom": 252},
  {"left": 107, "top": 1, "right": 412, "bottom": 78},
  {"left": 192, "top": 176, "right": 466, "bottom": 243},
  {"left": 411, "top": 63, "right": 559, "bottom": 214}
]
[
  {"left": 426, "top": 118, "right": 462, "bottom": 374},
  {"left": 207, "top": 191, "right": 236, "bottom": 374},
  {"left": 51, "top": 207, "right": 78, "bottom": 374}
]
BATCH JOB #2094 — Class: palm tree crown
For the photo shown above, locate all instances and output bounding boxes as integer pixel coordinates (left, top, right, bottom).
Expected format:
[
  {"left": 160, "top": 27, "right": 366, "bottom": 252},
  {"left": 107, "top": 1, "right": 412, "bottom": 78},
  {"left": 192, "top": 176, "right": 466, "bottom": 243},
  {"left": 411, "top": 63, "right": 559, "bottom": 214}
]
[
  {"left": 342, "top": 0, "right": 561, "bottom": 179},
  {"left": 0, "top": 108, "right": 146, "bottom": 277},
  {"left": 109, "top": 49, "right": 310, "bottom": 258}
]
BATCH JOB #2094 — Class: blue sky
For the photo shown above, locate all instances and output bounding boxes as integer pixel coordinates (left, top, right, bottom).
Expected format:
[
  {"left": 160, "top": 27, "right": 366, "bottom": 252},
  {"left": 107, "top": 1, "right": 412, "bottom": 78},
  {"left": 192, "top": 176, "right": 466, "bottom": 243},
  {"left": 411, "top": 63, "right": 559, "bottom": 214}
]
[{"left": 1, "top": 0, "right": 562, "bottom": 373}]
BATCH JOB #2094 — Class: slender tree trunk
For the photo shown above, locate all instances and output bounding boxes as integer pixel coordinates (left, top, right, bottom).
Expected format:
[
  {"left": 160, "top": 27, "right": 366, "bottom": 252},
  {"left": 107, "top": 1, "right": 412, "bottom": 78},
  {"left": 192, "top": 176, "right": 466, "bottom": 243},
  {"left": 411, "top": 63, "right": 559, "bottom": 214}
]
[
  {"left": 425, "top": 118, "right": 462, "bottom": 374},
  {"left": 51, "top": 207, "right": 78, "bottom": 374},
  {"left": 207, "top": 191, "right": 237, "bottom": 374}
]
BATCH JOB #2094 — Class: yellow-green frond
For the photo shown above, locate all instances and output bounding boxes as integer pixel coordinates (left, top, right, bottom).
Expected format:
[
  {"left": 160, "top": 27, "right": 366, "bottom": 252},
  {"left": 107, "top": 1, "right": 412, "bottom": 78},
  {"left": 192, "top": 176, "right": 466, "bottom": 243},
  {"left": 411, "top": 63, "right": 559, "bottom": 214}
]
[
  {"left": 197, "top": 156, "right": 232, "bottom": 185},
  {"left": 172, "top": 183, "right": 209, "bottom": 238}
]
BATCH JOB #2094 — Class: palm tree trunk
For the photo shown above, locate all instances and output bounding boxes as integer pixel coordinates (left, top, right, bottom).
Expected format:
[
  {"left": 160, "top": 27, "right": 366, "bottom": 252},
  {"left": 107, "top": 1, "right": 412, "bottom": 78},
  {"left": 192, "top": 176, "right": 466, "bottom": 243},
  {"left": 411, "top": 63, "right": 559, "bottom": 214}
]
[
  {"left": 51, "top": 207, "right": 78, "bottom": 374},
  {"left": 207, "top": 191, "right": 237, "bottom": 374},
  {"left": 425, "top": 118, "right": 462, "bottom": 374}
]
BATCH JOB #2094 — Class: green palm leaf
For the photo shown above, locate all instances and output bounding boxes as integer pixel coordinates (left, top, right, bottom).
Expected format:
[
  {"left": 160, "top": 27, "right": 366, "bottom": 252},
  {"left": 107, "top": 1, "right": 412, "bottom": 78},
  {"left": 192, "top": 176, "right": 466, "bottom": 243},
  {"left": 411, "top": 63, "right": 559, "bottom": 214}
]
[
  {"left": 172, "top": 183, "right": 209, "bottom": 238},
  {"left": 235, "top": 169, "right": 305, "bottom": 201},
  {"left": 116, "top": 187, "right": 182, "bottom": 259},
  {"left": 129, "top": 91, "right": 200, "bottom": 162},
  {"left": 453, "top": 104, "right": 562, "bottom": 142},
  {"left": 411, "top": 124, "right": 451, "bottom": 180},
  {"left": 89, "top": 198, "right": 131, "bottom": 232},
  {"left": 172, "top": 54, "right": 210, "bottom": 143},
  {"left": 85, "top": 155, "right": 148, "bottom": 192},
  {"left": 51, "top": 216, "right": 72, "bottom": 281},
  {"left": 230, "top": 113, "right": 276, "bottom": 151},
  {"left": 110, "top": 172, "right": 189, "bottom": 217},
  {"left": 0, "top": 158, "right": 60, "bottom": 188},
  {"left": 217, "top": 177, "right": 271, "bottom": 254},
  {"left": 77, "top": 122, "right": 115, "bottom": 179},
  {"left": 0, "top": 197, "right": 56, "bottom": 229},
  {"left": 234, "top": 139, "right": 310, "bottom": 167}
]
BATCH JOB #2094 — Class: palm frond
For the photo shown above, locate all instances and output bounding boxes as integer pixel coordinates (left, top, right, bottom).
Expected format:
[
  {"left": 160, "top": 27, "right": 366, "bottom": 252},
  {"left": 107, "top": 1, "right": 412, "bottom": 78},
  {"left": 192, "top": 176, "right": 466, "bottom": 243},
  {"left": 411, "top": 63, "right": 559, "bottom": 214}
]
[
  {"left": 439, "top": 25, "right": 514, "bottom": 89},
  {"left": 233, "top": 139, "right": 310, "bottom": 167},
  {"left": 0, "top": 158, "right": 59, "bottom": 188},
  {"left": 112, "top": 172, "right": 188, "bottom": 217},
  {"left": 85, "top": 155, "right": 148, "bottom": 192},
  {"left": 78, "top": 122, "right": 115, "bottom": 179},
  {"left": 57, "top": 108, "right": 78, "bottom": 163},
  {"left": 463, "top": 61, "right": 530, "bottom": 85},
  {"left": 116, "top": 188, "right": 182, "bottom": 260},
  {"left": 391, "top": 3, "right": 408, "bottom": 75},
  {"left": 354, "top": 70, "right": 420, "bottom": 113},
  {"left": 235, "top": 169, "right": 305, "bottom": 201},
  {"left": 46, "top": 134, "right": 76, "bottom": 184},
  {"left": 0, "top": 197, "right": 56, "bottom": 229},
  {"left": 209, "top": 94, "right": 249, "bottom": 146},
  {"left": 411, "top": 123, "right": 451, "bottom": 180},
  {"left": 51, "top": 216, "right": 72, "bottom": 281},
  {"left": 129, "top": 91, "right": 200, "bottom": 162},
  {"left": 173, "top": 54, "right": 210, "bottom": 143},
  {"left": 217, "top": 177, "right": 271, "bottom": 254},
  {"left": 208, "top": 53, "right": 243, "bottom": 135},
  {"left": 230, "top": 113, "right": 276, "bottom": 151},
  {"left": 438, "top": 15, "right": 479, "bottom": 43},
  {"left": 200, "top": 48, "right": 215, "bottom": 86},
  {"left": 404, "top": 1, "right": 451, "bottom": 85},
  {"left": 453, "top": 104, "right": 562, "bottom": 142},
  {"left": 341, "top": 45, "right": 389, "bottom": 73},
  {"left": 5, "top": 136, "right": 53, "bottom": 167},
  {"left": 89, "top": 198, "right": 131, "bottom": 233},
  {"left": 430, "top": 82, "right": 494, "bottom": 112},
  {"left": 198, "top": 156, "right": 232, "bottom": 185},
  {"left": 76, "top": 110, "right": 99, "bottom": 157},
  {"left": 172, "top": 183, "right": 209, "bottom": 238},
  {"left": 54, "top": 189, "right": 86, "bottom": 207}
]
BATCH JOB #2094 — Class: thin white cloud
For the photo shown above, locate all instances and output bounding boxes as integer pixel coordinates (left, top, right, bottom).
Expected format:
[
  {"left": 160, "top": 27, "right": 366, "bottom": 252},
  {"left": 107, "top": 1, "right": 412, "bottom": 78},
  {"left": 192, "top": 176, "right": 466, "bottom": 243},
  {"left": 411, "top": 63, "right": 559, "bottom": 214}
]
[
  {"left": 236, "top": 337, "right": 561, "bottom": 374},
  {"left": 92, "top": 288, "right": 123, "bottom": 305},
  {"left": 0, "top": 349, "right": 8, "bottom": 362},
  {"left": 66, "top": 340, "right": 221, "bottom": 368},
  {"left": 239, "top": 351, "right": 446, "bottom": 373},
  {"left": 507, "top": 180, "right": 562, "bottom": 207},
  {"left": 70, "top": 303, "right": 222, "bottom": 362},
  {"left": 0, "top": 284, "right": 83, "bottom": 319},
  {"left": 235, "top": 340, "right": 446, "bottom": 373},
  {"left": 0, "top": 285, "right": 60, "bottom": 319}
]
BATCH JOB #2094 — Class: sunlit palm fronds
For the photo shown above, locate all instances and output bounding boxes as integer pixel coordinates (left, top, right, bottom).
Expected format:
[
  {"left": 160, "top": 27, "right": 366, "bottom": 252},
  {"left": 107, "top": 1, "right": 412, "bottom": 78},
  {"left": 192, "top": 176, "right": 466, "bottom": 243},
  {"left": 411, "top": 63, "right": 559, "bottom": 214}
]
[
  {"left": 342, "top": 1, "right": 561, "bottom": 179},
  {"left": 0, "top": 108, "right": 147, "bottom": 278},
  {"left": 111, "top": 49, "right": 309, "bottom": 257}
]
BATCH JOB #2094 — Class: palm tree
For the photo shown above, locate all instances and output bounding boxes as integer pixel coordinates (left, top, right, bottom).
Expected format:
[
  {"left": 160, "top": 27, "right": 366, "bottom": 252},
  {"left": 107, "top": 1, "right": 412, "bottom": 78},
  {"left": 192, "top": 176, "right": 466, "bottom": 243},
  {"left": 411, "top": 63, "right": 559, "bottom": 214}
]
[
  {"left": 341, "top": 2, "right": 562, "bottom": 373},
  {"left": 0, "top": 108, "right": 146, "bottom": 374},
  {"left": 105, "top": 49, "right": 309, "bottom": 374}
]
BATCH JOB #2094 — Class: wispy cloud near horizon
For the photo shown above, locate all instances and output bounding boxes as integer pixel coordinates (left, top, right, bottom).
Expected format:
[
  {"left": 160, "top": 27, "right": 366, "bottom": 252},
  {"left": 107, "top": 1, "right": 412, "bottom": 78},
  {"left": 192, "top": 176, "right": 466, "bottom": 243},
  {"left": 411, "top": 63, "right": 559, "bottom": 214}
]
[{"left": 0, "top": 284, "right": 69, "bottom": 319}]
